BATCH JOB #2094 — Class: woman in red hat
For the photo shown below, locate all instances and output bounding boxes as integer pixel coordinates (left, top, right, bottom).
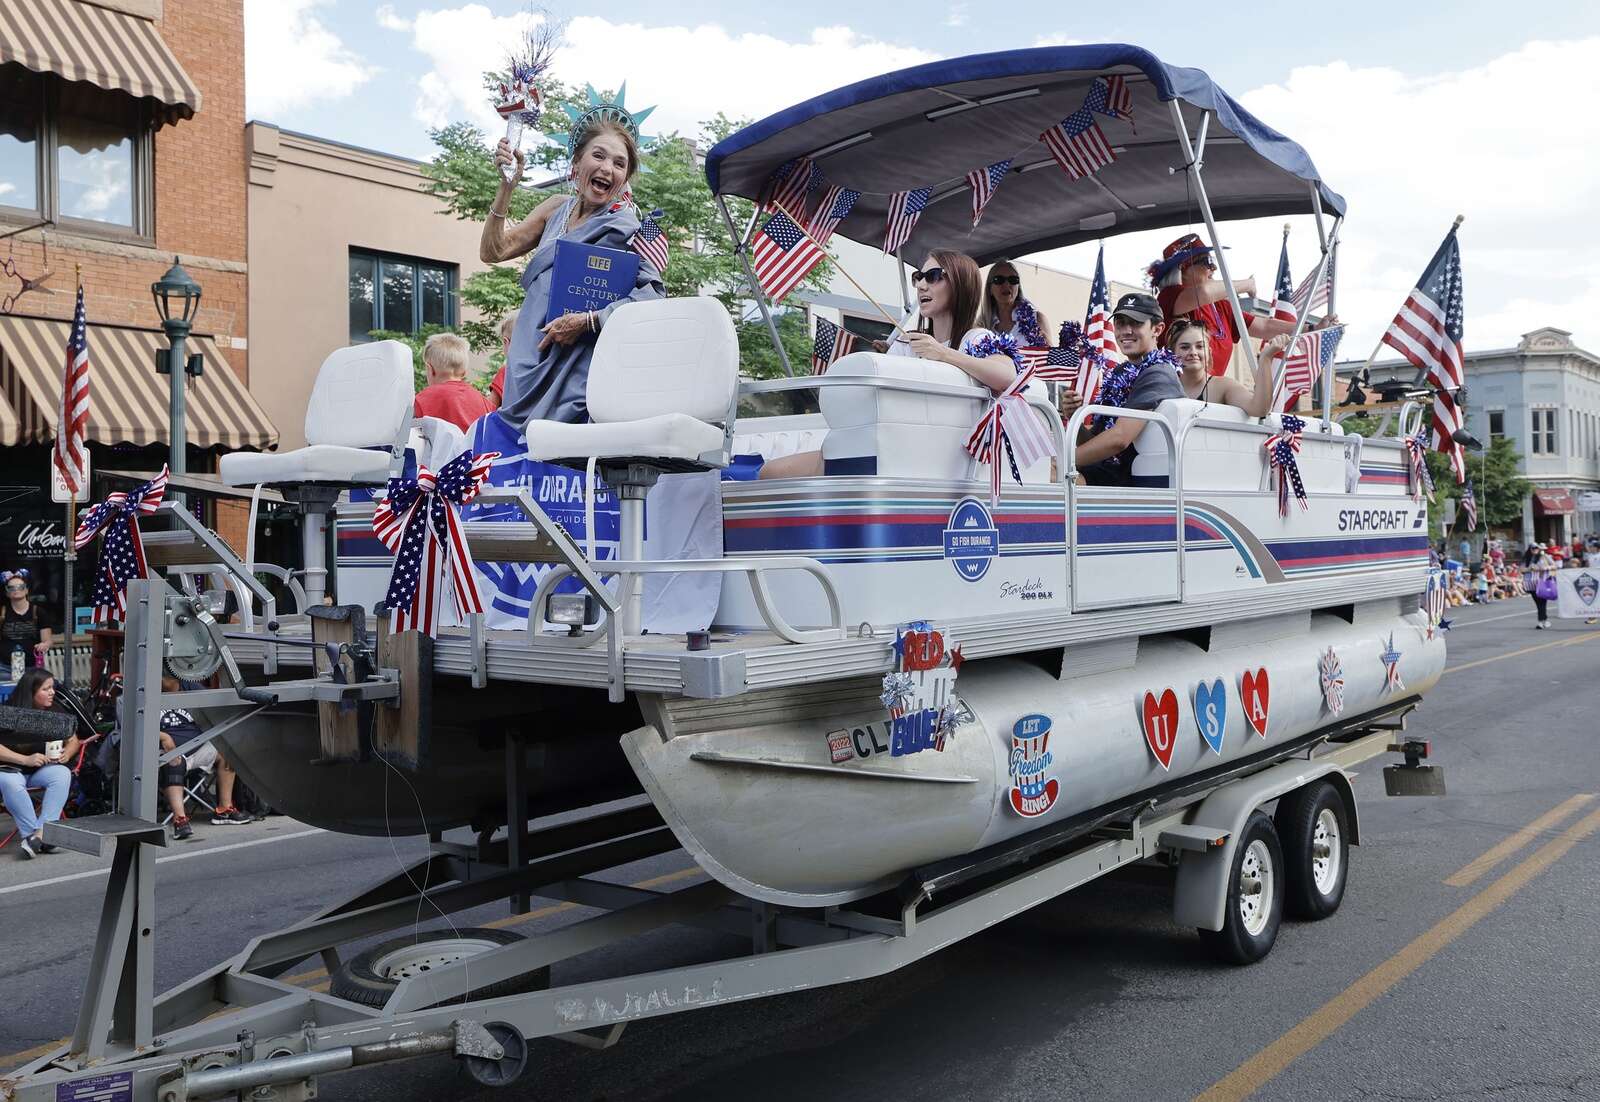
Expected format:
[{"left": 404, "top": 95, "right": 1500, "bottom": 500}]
[{"left": 1149, "top": 233, "right": 1326, "bottom": 377}]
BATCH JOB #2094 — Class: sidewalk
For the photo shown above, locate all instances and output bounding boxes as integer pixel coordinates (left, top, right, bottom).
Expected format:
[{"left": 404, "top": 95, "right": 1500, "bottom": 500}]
[{"left": 0, "top": 813, "right": 321, "bottom": 895}]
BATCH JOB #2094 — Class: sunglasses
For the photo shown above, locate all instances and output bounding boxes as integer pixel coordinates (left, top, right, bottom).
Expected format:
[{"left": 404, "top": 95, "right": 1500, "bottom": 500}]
[
  {"left": 989, "top": 274, "right": 1020, "bottom": 286},
  {"left": 5, "top": 584, "right": 25, "bottom": 592},
  {"left": 910, "top": 267, "right": 945, "bottom": 285}
]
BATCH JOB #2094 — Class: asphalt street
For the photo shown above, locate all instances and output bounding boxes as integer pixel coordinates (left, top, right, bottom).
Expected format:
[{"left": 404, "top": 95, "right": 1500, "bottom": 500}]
[{"left": 3, "top": 600, "right": 1598, "bottom": 1101}]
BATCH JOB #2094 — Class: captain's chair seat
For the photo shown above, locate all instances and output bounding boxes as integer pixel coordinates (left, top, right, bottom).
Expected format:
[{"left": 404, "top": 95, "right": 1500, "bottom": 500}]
[
  {"left": 220, "top": 341, "right": 414, "bottom": 487},
  {"left": 523, "top": 297, "right": 738, "bottom": 471}
]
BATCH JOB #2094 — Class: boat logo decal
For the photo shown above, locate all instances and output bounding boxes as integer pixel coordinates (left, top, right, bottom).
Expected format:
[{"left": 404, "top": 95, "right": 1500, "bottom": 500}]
[
  {"left": 1141, "top": 689, "right": 1179, "bottom": 771},
  {"left": 1193, "top": 679, "right": 1227, "bottom": 755},
  {"left": 880, "top": 623, "right": 964, "bottom": 757},
  {"left": 1241, "top": 667, "right": 1271, "bottom": 739},
  {"left": 1320, "top": 647, "right": 1345, "bottom": 717},
  {"left": 1008, "top": 713, "right": 1058, "bottom": 817},
  {"left": 943, "top": 497, "right": 999, "bottom": 582},
  {"left": 1575, "top": 572, "right": 1599, "bottom": 607}
]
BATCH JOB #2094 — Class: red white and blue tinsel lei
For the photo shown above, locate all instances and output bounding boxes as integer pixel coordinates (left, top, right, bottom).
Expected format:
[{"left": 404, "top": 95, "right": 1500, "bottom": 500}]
[
  {"left": 1008, "top": 298, "right": 1047, "bottom": 347},
  {"left": 373, "top": 450, "right": 500, "bottom": 636},
  {"left": 73, "top": 466, "right": 169, "bottom": 625},
  {"left": 1096, "top": 348, "right": 1179, "bottom": 428}
]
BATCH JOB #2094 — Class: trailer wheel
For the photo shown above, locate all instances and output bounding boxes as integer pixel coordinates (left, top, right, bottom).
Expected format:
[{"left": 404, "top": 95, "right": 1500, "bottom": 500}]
[
  {"left": 330, "top": 928, "right": 548, "bottom": 1009},
  {"left": 1277, "top": 781, "right": 1349, "bottom": 920},
  {"left": 462, "top": 1021, "right": 528, "bottom": 1088},
  {"left": 1198, "top": 811, "right": 1283, "bottom": 965}
]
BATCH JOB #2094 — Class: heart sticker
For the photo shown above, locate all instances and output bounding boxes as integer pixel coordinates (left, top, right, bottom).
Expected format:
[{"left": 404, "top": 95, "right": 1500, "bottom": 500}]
[
  {"left": 1241, "top": 667, "right": 1270, "bottom": 739},
  {"left": 1193, "top": 678, "right": 1227, "bottom": 755},
  {"left": 1141, "top": 688, "right": 1179, "bottom": 770}
]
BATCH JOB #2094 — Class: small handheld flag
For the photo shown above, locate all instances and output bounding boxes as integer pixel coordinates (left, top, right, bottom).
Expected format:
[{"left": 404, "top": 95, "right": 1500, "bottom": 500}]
[{"left": 629, "top": 209, "right": 669, "bottom": 272}]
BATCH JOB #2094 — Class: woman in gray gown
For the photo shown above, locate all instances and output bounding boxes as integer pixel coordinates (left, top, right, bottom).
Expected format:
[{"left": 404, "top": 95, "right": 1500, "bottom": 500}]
[{"left": 480, "top": 116, "right": 664, "bottom": 429}]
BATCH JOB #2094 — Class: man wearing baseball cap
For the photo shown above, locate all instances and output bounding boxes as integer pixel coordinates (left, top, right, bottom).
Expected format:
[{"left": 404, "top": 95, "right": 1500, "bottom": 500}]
[{"left": 1060, "top": 292, "right": 1184, "bottom": 486}]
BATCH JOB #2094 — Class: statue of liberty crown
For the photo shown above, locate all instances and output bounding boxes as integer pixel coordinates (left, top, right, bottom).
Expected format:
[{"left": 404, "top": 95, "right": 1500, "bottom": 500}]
[{"left": 549, "top": 83, "right": 657, "bottom": 160}]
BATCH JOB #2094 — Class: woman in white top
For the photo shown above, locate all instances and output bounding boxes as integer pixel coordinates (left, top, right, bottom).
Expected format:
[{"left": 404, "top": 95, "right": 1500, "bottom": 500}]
[
  {"left": 982, "top": 258, "right": 1051, "bottom": 348},
  {"left": 760, "top": 249, "right": 1022, "bottom": 479},
  {"left": 1165, "top": 317, "right": 1291, "bottom": 416},
  {"left": 1528, "top": 544, "right": 1558, "bottom": 629}
]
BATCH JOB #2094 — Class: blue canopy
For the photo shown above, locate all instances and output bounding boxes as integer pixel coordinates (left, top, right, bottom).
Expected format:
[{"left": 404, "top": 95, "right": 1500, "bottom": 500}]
[{"left": 705, "top": 44, "right": 1345, "bottom": 264}]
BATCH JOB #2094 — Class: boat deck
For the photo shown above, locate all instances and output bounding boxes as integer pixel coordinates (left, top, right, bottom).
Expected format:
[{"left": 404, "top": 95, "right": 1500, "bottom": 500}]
[{"left": 229, "top": 568, "right": 1419, "bottom": 700}]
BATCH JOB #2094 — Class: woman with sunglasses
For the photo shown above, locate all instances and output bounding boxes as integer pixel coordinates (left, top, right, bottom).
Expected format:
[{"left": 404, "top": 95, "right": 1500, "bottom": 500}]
[
  {"left": 760, "top": 249, "right": 1021, "bottom": 479},
  {"left": 982, "top": 259, "right": 1051, "bottom": 349},
  {"left": 1, "top": 571, "right": 52, "bottom": 673}
]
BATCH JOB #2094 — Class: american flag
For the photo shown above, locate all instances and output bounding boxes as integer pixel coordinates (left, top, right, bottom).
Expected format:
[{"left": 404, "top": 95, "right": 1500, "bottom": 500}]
[
  {"left": 1085, "top": 75, "right": 1134, "bottom": 127},
  {"left": 629, "top": 209, "right": 669, "bottom": 272},
  {"left": 1275, "top": 324, "right": 1344, "bottom": 413},
  {"left": 1382, "top": 224, "right": 1466, "bottom": 481},
  {"left": 806, "top": 185, "right": 859, "bottom": 246},
  {"left": 762, "top": 156, "right": 820, "bottom": 219},
  {"left": 373, "top": 450, "right": 498, "bottom": 637},
  {"left": 1270, "top": 236, "right": 1296, "bottom": 323},
  {"left": 967, "top": 159, "right": 1011, "bottom": 227},
  {"left": 1462, "top": 479, "right": 1479, "bottom": 531},
  {"left": 811, "top": 317, "right": 857, "bottom": 375},
  {"left": 883, "top": 187, "right": 931, "bottom": 255},
  {"left": 1084, "top": 244, "right": 1117, "bottom": 363},
  {"left": 1020, "top": 342, "right": 1102, "bottom": 405},
  {"left": 74, "top": 466, "right": 167, "bottom": 625},
  {"left": 54, "top": 284, "right": 91, "bottom": 497},
  {"left": 1040, "top": 103, "right": 1115, "bottom": 180},
  {"left": 751, "top": 209, "right": 826, "bottom": 303},
  {"left": 1292, "top": 245, "right": 1334, "bottom": 315}
]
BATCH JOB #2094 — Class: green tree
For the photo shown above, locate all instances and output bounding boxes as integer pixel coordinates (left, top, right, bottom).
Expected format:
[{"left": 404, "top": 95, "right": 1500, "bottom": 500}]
[{"left": 420, "top": 90, "right": 828, "bottom": 378}]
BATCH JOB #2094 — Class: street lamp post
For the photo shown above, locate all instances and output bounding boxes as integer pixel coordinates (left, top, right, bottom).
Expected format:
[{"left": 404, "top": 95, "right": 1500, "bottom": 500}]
[{"left": 151, "top": 258, "right": 202, "bottom": 488}]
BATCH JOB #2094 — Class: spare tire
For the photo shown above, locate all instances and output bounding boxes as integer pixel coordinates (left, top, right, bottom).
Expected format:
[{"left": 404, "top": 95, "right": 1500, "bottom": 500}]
[{"left": 330, "top": 928, "right": 549, "bottom": 1009}]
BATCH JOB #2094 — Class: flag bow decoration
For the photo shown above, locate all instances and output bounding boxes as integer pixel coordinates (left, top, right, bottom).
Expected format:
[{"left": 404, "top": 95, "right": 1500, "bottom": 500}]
[
  {"left": 964, "top": 341, "right": 1055, "bottom": 505},
  {"left": 1404, "top": 428, "right": 1435, "bottom": 503},
  {"left": 1263, "top": 414, "right": 1308, "bottom": 517},
  {"left": 74, "top": 466, "right": 169, "bottom": 625},
  {"left": 373, "top": 450, "right": 500, "bottom": 635}
]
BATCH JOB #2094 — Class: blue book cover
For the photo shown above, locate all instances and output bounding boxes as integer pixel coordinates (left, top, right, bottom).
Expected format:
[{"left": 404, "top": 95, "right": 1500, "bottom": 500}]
[{"left": 545, "top": 239, "right": 641, "bottom": 324}]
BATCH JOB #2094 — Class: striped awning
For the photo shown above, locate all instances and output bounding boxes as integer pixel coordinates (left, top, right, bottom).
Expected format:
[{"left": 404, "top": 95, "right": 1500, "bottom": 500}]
[
  {"left": 0, "top": 314, "right": 278, "bottom": 451},
  {"left": 0, "top": 0, "right": 202, "bottom": 127},
  {"left": 0, "top": 386, "right": 18, "bottom": 447}
]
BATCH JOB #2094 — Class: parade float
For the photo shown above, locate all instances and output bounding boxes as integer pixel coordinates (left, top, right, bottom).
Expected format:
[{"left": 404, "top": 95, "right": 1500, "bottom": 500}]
[{"left": 10, "top": 44, "right": 1451, "bottom": 1101}]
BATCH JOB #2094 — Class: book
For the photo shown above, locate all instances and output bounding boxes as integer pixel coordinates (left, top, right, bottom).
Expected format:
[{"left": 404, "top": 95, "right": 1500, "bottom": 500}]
[{"left": 545, "top": 239, "right": 641, "bottom": 325}]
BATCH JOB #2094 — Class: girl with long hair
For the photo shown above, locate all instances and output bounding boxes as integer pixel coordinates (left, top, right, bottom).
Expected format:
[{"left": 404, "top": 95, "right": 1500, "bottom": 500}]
[
  {"left": 1164, "top": 318, "right": 1288, "bottom": 417},
  {"left": 982, "top": 259, "right": 1051, "bottom": 348}
]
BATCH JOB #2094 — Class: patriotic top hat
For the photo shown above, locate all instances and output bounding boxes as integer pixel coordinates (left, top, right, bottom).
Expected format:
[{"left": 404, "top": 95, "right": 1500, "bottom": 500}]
[{"left": 1147, "top": 232, "right": 1219, "bottom": 286}]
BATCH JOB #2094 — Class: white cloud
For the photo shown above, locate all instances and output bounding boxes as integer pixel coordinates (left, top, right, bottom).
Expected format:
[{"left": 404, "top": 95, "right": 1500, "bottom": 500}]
[
  {"left": 945, "top": 4, "right": 969, "bottom": 28},
  {"left": 402, "top": 7, "right": 937, "bottom": 142},
  {"left": 1041, "top": 38, "right": 1600, "bottom": 356},
  {"left": 245, "top": 0, "right": 377, "bottom": 118},
  {"left": 375, "top": 4, "right": 412, "bottom": 31},
  {"left": 1032, "top": 34, "right": 1084, "bottom": 47}
]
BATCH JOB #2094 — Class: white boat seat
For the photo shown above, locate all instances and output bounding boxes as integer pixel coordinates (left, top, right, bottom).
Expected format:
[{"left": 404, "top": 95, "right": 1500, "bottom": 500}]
[
  {"left": 524, "top": 296, "right": 738, "bottom": 472},
  {"left": 221, "top": 341, "right": 414, "bottom": 487},
  {"left": 731, "top": 413, "right": 830, "bottom": 461}
]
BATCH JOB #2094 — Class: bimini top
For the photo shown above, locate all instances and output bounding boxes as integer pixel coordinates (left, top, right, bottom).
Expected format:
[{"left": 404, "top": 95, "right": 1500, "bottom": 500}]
[{"left": 705, "top": 44, "right": 1345, "bottom": 264}]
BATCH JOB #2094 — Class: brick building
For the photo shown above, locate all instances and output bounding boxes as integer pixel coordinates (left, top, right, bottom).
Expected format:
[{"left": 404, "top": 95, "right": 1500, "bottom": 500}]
[{"left": 0, "top": 0, "right": 274, "bottom": 634}]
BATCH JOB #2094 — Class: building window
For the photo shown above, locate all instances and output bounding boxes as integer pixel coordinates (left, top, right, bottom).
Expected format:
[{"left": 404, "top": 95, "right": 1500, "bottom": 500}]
[
  {"left": 1530, "top": 408, "right": 1558, "bottom": 455},
  {"left": 348, "top": 250, "right": 456, "bottom": 341},
  {"left": 0, "top": 65, "right": 150, "bottom": 236},
  {"left": 1487, "top": 409, "right": 1505, "bottom": 440}
]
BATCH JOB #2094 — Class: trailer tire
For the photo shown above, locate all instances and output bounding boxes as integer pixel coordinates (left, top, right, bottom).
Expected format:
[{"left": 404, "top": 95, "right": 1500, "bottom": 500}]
[
  {"left": 330, "top": 928, "right": 548, "bottom": 1009},
  {"left": 1276, "top": 780, "right": 1349, "bottom": 920},
  {"left": 1198, "top": 811, "right": 1283, "bottom": 965}
]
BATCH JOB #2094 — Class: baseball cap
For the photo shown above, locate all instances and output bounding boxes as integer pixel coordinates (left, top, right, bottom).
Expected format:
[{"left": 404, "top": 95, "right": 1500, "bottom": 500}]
[{"left": 1111, "top": 292, "right": 1163, "bottom": 323}]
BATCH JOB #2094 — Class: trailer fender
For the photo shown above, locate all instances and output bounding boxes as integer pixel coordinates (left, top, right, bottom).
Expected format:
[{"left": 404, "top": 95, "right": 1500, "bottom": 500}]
[{"left": 1172, "top": 759, "right": 1358, "bottom": 932}]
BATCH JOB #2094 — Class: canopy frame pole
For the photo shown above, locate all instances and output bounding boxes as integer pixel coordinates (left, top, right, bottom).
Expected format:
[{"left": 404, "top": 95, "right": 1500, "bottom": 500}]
[
  {"left": 1168, "top": 103, "right": 1261, "bottom": 385},
  {"left": 716, "top": 194, "right": 794, "bottom": 378}
]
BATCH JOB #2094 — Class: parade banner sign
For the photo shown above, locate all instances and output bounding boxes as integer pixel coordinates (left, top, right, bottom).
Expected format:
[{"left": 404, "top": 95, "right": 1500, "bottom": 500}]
[{"left": 1554, "top": 567, "right": 1600, "bottom": 620}]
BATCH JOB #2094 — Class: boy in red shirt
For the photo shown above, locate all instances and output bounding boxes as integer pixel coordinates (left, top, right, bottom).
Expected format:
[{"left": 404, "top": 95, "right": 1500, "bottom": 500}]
[{"left": 414, "top": 332, "right": 493, "bottom": 430}]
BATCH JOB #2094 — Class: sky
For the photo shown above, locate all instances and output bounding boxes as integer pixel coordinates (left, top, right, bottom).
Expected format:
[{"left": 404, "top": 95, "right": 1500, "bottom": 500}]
[{"left": 244, "top": 1, "right": 1600, "bottom": 357}]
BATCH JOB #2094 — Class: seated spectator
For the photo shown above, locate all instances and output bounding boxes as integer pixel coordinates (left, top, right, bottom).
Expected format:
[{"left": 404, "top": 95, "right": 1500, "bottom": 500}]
[
  {"left": 1, "top": 570, "right": 53, "bottom": 672},
  {"left": 1059, "top": 293, "right": 1185, "bottom": 486},
  {"left": 159, "top": 676, "right": 250, "bottom": 838},
  {"left": 488, "top": 314, "right": 516, "bottom": 410},
  {"left": 983, "top": 259, "right": 1052, "bottom": 347},
  {"left": 414, "top": 332, "right": 493, "bottom": 431},
  {"left": 1, "top": 669, "right": 80, "bottom": 858}
]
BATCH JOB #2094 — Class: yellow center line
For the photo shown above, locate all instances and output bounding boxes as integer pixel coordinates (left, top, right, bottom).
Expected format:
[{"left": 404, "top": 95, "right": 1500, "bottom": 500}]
[
  {"left": 1441, "top": 630, "right": 1599, "bottom": 676},
  {"left": 1444, "top": 794, "right": 1596, "bottom": 887},
  {"left": 1195, "top": 805, "right": 1600, "bottom": 1102}
]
